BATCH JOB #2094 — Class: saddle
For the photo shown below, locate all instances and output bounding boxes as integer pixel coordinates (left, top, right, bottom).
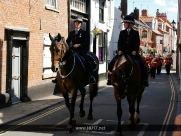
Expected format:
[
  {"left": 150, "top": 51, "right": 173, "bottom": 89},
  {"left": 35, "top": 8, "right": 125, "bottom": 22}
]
[{"left": 75, "top": 52, "right": 97, "bottom": 71}]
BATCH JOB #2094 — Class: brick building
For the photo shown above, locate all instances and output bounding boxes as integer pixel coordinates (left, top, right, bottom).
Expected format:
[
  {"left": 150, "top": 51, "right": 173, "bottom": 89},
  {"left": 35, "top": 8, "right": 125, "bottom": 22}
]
[{"left": 0, "top": 0, "right": 68, "bottom": 106}]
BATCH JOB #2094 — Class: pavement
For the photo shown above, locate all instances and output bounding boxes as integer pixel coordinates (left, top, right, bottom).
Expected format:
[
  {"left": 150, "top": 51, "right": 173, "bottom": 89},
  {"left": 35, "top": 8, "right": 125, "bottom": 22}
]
[{"left": 0, "top": 68, "right": 180, "bottom": 134}]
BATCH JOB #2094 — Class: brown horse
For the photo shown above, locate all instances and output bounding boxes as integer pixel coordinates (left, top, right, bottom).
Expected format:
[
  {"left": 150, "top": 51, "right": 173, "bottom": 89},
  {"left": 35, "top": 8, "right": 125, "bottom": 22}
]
[
  {"left": 49, "top": 33, "right": 99, "bottom": 133},
  {"left": 109, "top": 55, "right": 145, "bottom": 136}
]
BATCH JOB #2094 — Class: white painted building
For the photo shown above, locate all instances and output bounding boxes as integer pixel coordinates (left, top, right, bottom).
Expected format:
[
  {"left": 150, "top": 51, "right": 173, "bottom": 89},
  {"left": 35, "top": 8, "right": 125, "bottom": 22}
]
[{"left": 90, "top": 0, "right": 123, "bottom": 74}]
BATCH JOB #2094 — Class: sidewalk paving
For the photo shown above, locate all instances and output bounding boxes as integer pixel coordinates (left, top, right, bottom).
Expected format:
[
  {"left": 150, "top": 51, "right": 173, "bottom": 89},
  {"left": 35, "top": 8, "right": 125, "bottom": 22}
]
[
  {"left": 0, "top": 69, "right": 181, "bottom": 135},
  {"left": 0, "top": 79, "right": 107, "bottom": 125}
]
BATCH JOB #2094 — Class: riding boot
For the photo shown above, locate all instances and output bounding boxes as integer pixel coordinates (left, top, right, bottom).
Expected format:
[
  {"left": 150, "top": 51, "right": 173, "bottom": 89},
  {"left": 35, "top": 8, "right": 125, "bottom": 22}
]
[
  {"left": 52, "top": 77, "right": 57, "bottom": 83},
  {"left": 142, "top": 68, "right": 149, "bottom": 87},
  {"left": 107, "top": 74, "right": 111, "bottom": 85}
]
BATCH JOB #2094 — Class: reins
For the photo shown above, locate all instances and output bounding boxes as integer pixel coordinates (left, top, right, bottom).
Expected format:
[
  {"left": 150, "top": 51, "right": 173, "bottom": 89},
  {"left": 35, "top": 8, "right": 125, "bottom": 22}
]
[{"left": 58, "top": 54, "right": 75, "bottom": 78}]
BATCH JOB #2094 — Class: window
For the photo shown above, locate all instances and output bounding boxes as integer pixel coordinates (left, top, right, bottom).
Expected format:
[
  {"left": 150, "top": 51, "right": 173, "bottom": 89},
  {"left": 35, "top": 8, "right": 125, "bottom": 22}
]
[
  {"left": 98, "top": 32, "right": 107, "bottom": 61},
  {"left": 46, "top": 0, "right": 58, "bottom": 9},
  {"left": 99, "top": 0, "right": 104, "bottom": 22},
  {"left": 71, "top": 0, "right": 86, "bottom": 13},
  {"left": 142, "top": 31, "right": 147, "bottom": 38},
  {"left": 43, "top": 34, "right": 57, "bottom": 79}
]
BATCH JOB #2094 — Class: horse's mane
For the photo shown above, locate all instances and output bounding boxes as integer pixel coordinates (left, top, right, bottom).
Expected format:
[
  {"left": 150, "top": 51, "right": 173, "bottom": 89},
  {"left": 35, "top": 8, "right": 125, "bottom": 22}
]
[
  {"left": 61, "top": 37, "right": 69, "bottom": 47},
  {"left": 113, "top": 55, "right": 127, "bottom": 71}
]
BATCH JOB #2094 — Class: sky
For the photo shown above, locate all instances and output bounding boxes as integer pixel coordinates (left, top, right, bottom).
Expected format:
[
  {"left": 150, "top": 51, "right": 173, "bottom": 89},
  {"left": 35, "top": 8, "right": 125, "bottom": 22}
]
[{"left": 114, "top": 0, "right": 178, "bottom": 25}]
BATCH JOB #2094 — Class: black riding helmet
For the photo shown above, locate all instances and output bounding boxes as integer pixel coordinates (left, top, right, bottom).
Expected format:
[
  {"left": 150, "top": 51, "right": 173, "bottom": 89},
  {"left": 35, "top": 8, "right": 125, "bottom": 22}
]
[
  {"left": 123, "top": 15, "right": 135, "bottom": 24},
  {"left": 74, "top": 16, "right": 83, "bottom": 23}
]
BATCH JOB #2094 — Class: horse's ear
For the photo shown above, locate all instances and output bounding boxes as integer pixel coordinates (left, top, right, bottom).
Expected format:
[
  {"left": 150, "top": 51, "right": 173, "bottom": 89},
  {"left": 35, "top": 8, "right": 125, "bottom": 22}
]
[
  {"left": 57, "top": 33, "right": 61, "bottom": 41},
  {"left": 49, "top": 33, "right": 53, "bottom": 41}
]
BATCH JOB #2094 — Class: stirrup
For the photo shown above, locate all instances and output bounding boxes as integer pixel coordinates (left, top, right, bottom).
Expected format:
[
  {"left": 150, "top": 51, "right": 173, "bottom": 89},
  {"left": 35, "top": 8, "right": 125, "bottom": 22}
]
[{"left": 89, "top": 76, "right": 96, "bottom": 84}]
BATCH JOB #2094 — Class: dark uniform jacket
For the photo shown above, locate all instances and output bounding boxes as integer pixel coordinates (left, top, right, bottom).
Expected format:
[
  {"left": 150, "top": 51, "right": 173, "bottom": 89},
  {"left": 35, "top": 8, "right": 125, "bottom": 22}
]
[
  {"left": 118, "top": 28, "right": 140, "bottom": 55},
  {"left": 66, "top": 28, "right": 89, "bottom": 53}
]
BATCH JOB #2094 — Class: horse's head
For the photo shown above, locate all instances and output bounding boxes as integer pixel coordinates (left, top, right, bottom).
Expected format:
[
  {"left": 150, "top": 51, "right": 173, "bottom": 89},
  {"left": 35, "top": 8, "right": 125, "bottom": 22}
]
[
  {"left": 49, "top": 33, "right": 69, "bottom": 72},
  {"left": 110, "top": 55, "right": 128, "bottom": 89}
]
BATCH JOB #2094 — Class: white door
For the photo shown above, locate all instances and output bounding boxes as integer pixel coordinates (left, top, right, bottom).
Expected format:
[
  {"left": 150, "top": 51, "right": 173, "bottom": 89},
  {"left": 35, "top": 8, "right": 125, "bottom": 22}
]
[{"left": 11, "top": 41, "right": 21, "bottom": 104}]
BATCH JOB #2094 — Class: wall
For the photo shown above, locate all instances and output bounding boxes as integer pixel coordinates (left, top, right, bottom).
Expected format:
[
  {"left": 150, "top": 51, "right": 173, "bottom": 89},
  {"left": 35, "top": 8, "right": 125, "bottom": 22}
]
[{"left": 0, "top": 0, "right": 68, "bottom": 94}]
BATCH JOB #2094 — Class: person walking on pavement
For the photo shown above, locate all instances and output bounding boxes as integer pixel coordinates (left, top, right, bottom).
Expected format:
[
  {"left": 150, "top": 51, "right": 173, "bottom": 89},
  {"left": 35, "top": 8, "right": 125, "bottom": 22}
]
[
  {"left": 52, "top": 16, "right": 96, "bottom": 84},
  {"left": 164, "top": 54, "right": 173, "bottom": 75},
  {"left": 156, "top": 54, "right": 163, "bottom": 74},
  {"left": 149, "top": 54, "right": 157, "bottom": 79},
  {"left": 107, "top": 15, "right": 149, "bottom": 87}
]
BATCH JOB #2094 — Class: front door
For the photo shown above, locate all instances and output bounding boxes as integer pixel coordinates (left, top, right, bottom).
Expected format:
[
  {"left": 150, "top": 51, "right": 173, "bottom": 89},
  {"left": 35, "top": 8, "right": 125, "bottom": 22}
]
[{"left": 11, "top": 40, "right": 21, "bottom": 104}]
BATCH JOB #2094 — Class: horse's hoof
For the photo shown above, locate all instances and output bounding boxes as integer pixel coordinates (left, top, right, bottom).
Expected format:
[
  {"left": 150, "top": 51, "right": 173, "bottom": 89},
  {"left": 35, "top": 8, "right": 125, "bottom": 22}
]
[
  {"left": 79, "top": 111, "right": 85, "bottom": 118},
  {"left": 127, "top": 117, "right": 135, "bottom": 127},
  {"left": 127, "top": 117, "right": 131, "bottom": 125},
  {"left": 65, "top": 126, "right": 73, "bottom": 133},
  {"left": 87, "top": 114, "right": 93, "bottom": 120},
  {"left": 134, "top": 117, "right": 140, "bottom": 125}
]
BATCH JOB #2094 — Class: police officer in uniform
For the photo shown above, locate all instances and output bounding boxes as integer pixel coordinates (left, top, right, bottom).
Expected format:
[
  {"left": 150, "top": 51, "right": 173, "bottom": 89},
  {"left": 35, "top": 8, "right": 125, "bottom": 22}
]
[
  {"left": 66, "top": 16, "right": 96, "bottom": 84},
  {"left": 107, "top": 15, "right": 149, "bottom": 87}
]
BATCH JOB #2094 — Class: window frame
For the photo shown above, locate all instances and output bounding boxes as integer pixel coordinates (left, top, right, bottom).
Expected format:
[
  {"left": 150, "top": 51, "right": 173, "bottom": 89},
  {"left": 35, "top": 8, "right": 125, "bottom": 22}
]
[
  {"left": 99, "top": 0, "right": 104, "bottom": 22},
  {"left": 45, "top": 0, "right": 59, "bottom": 12},
  {"left": 98, "top": 32, "right": 107, "bottom": 63}
]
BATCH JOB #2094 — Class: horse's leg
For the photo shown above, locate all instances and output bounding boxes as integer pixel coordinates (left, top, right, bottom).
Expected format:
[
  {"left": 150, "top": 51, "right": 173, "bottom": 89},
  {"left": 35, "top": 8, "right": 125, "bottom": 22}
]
[
  {"left": 65, "top": 90, "right": 77, "bottom": 133},
  {"left": 79, "top": 88, "right": 86, "bottom": 118},
  {"left": 62, "top": 92, "right": 70, "bottom": 110},
  {"left": 87, "top": 83, "right": 98, "bottom": 120},
  {"left": 127, "top": 95, "right": 136, "bottom": 127},
  {"left": 87, "top": 93, "right": 94, "bottom": 120},
  {"left": 114, "top": 89, "right": 123, "bottom": 136},
  {"left": 135, "top": 87, "right": 144, "bottom": 124}
]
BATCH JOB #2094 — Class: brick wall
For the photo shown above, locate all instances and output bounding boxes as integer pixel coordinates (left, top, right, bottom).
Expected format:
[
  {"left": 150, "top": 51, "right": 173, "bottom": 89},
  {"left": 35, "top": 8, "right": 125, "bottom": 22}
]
[{"left": 0, "top": 0, "right": 68, "bottom": 93}]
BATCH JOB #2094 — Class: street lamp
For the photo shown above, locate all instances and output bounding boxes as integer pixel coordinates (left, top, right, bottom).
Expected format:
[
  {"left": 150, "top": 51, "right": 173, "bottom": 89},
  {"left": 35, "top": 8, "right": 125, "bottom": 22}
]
[
  {"left": 172, "top": 20, "right": 176, "bottom": 31},
  {"left": 171, "top": 20, "right": 176, "bottom": 53}
]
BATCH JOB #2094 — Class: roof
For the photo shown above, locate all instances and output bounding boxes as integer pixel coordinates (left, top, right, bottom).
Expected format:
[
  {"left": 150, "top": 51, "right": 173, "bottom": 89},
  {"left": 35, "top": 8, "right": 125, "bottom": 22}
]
[
  {"left": 158, "top": 26, "right": 168, "bottom": 34},
  {"left": 134, "top": 19, "right": 151, "bottom": 29},
  {"left": 152, "top": 30, "right": 163, "bottom": 36},
  {"left": 140, "top": 16, "right": 154, "bottom": 22},
  {"left": 157, "top": 18, "right": 164, "bottom": 24},
  {"left": 165, "top": 22, "right": 172, "bottom": 28}
]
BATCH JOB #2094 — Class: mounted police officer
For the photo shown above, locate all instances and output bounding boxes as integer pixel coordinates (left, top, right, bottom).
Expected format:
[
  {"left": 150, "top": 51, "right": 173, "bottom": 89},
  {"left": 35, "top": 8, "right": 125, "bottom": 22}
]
[
  {"left": 52, "top": 16, "right": 96, "bottom": 84},
  {"left": 107, "top": 15, "right": 149, "bottom": 87},
  {"left": 66, "top": 16, "right": 96, "bottom": 84}
]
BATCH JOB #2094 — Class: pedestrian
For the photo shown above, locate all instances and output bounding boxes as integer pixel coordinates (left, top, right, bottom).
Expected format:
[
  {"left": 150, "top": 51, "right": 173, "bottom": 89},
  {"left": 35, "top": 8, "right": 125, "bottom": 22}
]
[
  {"left": 164, "top": 54, "right": 173, "bottom": 75},
  {"left": 52, "top": 16, "right": 96, "bottom": 84},
  {"left": 156, "top": 54, "right": 163, "bottom": 74},
  {"left": 144, "top": 54, "right": 150, "bottom": 74},
  {"left": 107, "top": 15, "right": 149, "bottom": 87},
  {"left": 149, "top": 54, "right": 157, "bottom": 79}
]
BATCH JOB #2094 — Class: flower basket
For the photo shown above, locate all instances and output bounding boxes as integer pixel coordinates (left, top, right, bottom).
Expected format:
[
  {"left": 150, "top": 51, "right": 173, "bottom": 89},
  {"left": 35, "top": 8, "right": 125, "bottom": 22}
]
[{"left": 92, "top": 28, "right": 102, "bottom": 35}]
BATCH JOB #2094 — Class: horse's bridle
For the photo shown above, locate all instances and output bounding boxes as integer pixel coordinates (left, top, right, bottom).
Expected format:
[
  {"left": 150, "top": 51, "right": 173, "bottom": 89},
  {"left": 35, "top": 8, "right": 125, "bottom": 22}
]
[{"left": 53, "top": 38, "right": 75, "bottom": 79}]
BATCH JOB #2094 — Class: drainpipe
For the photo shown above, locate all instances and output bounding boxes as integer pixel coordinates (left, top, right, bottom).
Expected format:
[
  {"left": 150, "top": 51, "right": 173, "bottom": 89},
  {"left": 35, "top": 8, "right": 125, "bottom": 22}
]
[{"left": 67, "top": 0, "right": 71, "bottom": 33}]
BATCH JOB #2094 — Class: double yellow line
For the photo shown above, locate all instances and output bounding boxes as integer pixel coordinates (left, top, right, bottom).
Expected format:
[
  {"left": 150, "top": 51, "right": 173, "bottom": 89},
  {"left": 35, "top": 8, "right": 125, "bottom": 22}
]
[
  {"left": 159, "top": 76, "right": 176, "bottom": 136},
  {"left": 0, "top": 87, "right": 108, "bottom": 135}
]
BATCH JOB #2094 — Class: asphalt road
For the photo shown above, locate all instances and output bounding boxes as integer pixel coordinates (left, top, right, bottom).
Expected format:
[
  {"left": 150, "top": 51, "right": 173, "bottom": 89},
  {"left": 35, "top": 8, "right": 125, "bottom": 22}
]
[{"left": 0, "top": 72, "right": 177, "bottom": 136}]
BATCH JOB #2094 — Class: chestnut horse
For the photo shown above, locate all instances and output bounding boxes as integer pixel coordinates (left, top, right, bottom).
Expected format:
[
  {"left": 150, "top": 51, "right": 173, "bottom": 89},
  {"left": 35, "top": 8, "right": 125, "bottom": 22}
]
[
  {"left": 49, "top": 33, "right": 99, "bottom": 133},
  {"left": 109, "top": 55, "right": 145, "bottom": 136}
]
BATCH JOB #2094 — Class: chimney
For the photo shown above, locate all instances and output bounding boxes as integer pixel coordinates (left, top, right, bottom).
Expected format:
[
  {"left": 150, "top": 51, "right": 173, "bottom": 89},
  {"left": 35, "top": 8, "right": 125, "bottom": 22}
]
[
  {"left": 121, "top": 0, "right": 127, "bottom": 17},
  {"left": 156, "top": 9, "right": 167, "bottom": 22},
  {"left": 142, "top": 9, "right": 147, "bottom": 16},
  {"left": 133, "top": 7, "right": 139, "bottom": 21},
  {"left": 156, "top": 9, "right": 160, "bottom": 17}
]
